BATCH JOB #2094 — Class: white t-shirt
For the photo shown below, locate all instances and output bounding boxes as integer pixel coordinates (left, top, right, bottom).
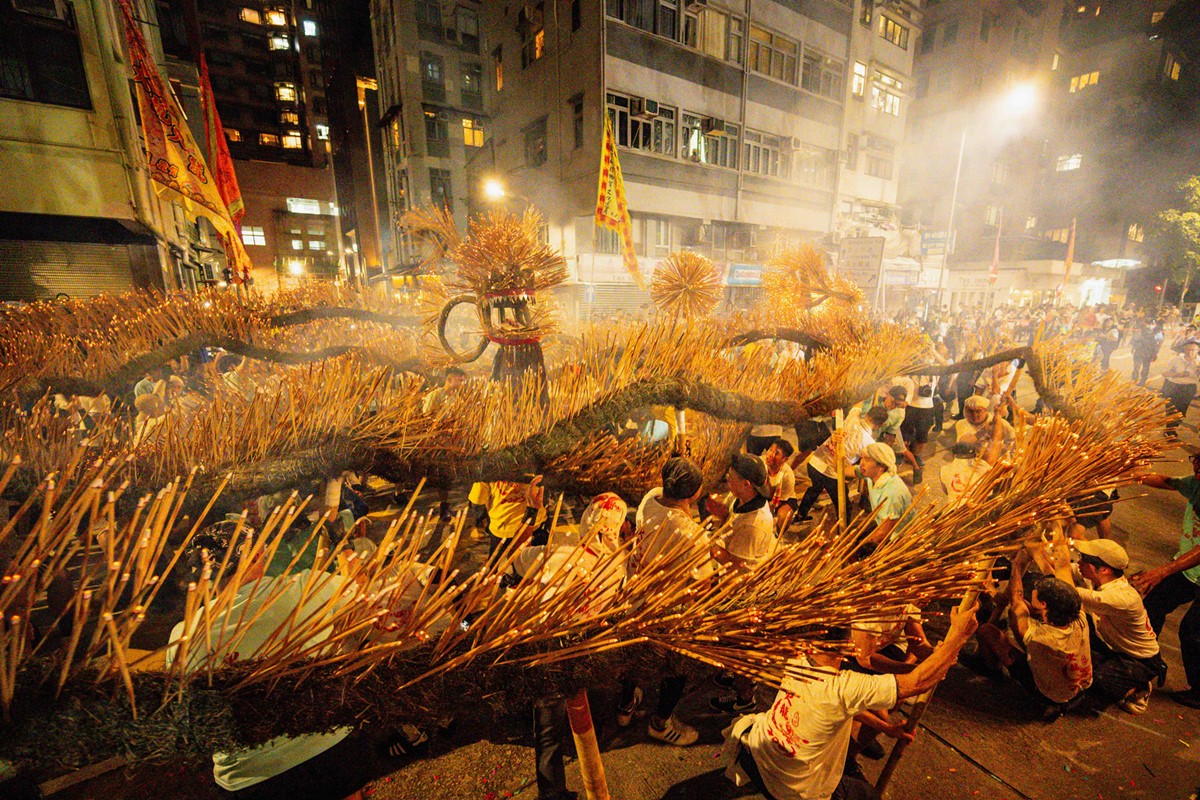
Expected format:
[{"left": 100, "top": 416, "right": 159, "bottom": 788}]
[
  {"left": 767, "top": 463, "right": 796, "bottom": 509},
  {"left": 808, "top": 414, "right": 875, "bottom": 480},
  {"left": 166, "top": 570, "right": 354, "bottom": 791},
  {"left": 940, "top": 458, "right": 991, "bottom": 503},
  {"left": 1022, "top": 611, "right": 1093, "bottom": 704},
  {"left": 725, "top": 498, "right": 775, "bottom": 570},
  {"left": 635, "top": 488, "right": 708, "bottom": 569},
  {"left": 740, "top": 660, "right": 898, "bottom": 800},
  {"left": 1077, "top": 577, "right": 1160, "bottom": 660}
]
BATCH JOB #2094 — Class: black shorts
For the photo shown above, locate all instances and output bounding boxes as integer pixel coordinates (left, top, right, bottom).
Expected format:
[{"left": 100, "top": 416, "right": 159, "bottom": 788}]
[
  {"left": 794, "top": 418, "right": 830, "bottom": 451},
  {"left": 901, "top": 406, "right": 935, "bottom": 445}
]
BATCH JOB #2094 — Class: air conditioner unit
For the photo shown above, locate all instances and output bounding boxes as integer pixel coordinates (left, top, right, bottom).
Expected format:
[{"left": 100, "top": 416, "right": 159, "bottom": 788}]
[
  {"left": 786, "top": 136, "right": 804, "bottom": 150},
  {"left": 701, "top": 117, "right": 726, "bottom": 135},
  {"left": 12, "top": 0, "right": 66, "bottom": 19},
  {"left": 643, "top": 99, "right": 660, "bottom": 116},
  {"left": 630, "top": 97, "right": 646, "bottom": 117}
]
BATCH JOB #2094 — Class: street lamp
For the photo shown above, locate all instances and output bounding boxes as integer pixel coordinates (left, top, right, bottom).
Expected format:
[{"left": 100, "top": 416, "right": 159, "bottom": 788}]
[
  {"left": 482, "top": 178, "right": 507, "bottom": 202},
  {"left": 938, "top": 82, "right": 1040, "bottom": 308}
]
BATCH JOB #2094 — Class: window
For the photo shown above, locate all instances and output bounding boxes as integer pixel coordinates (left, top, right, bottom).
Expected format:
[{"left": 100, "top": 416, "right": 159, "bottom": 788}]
[
  {"left": 681, "top": 113, "right": 738, "bottom": 168},
  {"left": 415, "top": 0, "right": 441, "bottom": 41},
  {"left": 429, "top": 168, "right": 452, "bottom": 208},
  {"left": 572, "top": 0, "right": 581, "bottom": 31},
  {"left": 1128, "top": 223, "right": 1145, "bottom": 242},
  {"left": 795, "top": 147, "right": 834, "bottom": 189},
  {"left": 801, "top": 48, "right": 844, "bottom": 101},
  {"left": 992, "top": 161, "right": 1010, "bottom": 185},
  {"left": 280, "top": 110, "right": 300, "bottom": 125},
  {"left": 607, "top": 0, "right": 678, "bottom": 39},
  {"left": 282, "top": 131, "right": 303, "bottom": 149},
  {"left": 291, "top": 239, "right": 304, "bottom": 250},
  {"left": 845, "top": 133, "right": 859, "bottom": 170},
  {"left": 1069, "top": 70, "right": 1099, "bottom": 92},
  {"left": 1164, "top": 52, "right": 1182, "bottom": 82},
  {"left": 606, "top": 93, "right": 676, "bottom": 157},
  {"left": 493, "top": 46, "right": 504, "bottom": 91},
  {"left": 0, "top": 3, "right": 91, "bottom": 108},
  {"left": 260, "top": 132, "right": 280, "bottom": 146},
  {"left": 240, "top": 8, "right": 261, "bottom": 24},
  {"left": 743, "top": 131, "right": 787, "bottom": 179},
  {"left": 684, "top": 7, "right": 742, "bottom": 64},
  {"left": 525, "top": 116, "right": 548, "bottom": 166},
  {"left": 1056, "top": 153, "right": 1083, "bottom": 171},
  {"left": 242, "top": 226, "right": 266, "bottom": 246},
  {"left": 461, "top": 63, "right": 483, "bottom": 108},
  {"left": 1152, "top": 11, "right": 1165, "bottom": 24},
  {"left": 984, "top": 205, "right": 1002, "bottom": 226},
  {"left": 859, "top": 2, "right": 871, "bottom": 26},
  {"left": 942, "top": 20, "right": 958, "bottom": 46},
  {"left": 457, "top": 8, "right": 480, "bottom": 52},
  {"left": 748, "top": 25, "right": 798, "bottom": 83},
  {"left": 315, "top": 124, "right": 329, "bottom": 140},
  {"left": 870, "top": 72, "right": 902, "bottom": 116},
  {"left": 651, "top": 217, "right": 670, "bottom": 255},
  {"left": 264, "top": 9, "right": 287, "bottom": 25},
  {"left": 520, "top": 3, "right": 546, "bottom": 68},
  {"left": 308, "top": 239, "right": 324, "bottom": 250},
  {"left": 920, "top": 25, "right": 936, "bottom": 54},
  {"left": 425, "top": 109, "right": 449, "bottom": 157},
  {"left": 302, "top": 19, "right": 317, "bottom": 36},
  {"left": 596, "top": 225, "right": 621, "bottom": 254},
  {"left": 851, "top": 62, "right": 867, "bottom": 97},
  {"left": 865, "top": 154, "right": 893, "bottom": 180},
  {"left": 275, "top": 82, "right": 296, "bottom": 101},
  {"left": 287, "top": 197, "right": 322, "bottom": 214},
  {"left": 1051, "top": 53, "right": 1060, "bottom": 70},
  {"left": 226, "top": 128, "right": 242, "bottom": 142},
  {"left": 462, "top": 118, "right": 484, "bottom": 147},
  {"left": 269, "top": 34, "right": 289, "bottom": 50},
  {"left": 421, "top": 52, "right": 444, "bottom": 85},
  {"left": 573, "top": 97, "right": 585, "bottom": 149},
  {"left": 877, "top": 16, "right": 909, "bottom": 49}
]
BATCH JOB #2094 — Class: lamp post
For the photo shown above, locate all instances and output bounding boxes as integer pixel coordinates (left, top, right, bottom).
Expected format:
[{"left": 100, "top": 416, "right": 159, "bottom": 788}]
[{"left": 935, "top": 84, "right": 1039, "bottom": 309}]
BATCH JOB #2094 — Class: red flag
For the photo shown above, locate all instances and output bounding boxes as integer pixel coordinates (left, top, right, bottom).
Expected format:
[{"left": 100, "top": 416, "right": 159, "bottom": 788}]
[
  {"left": 595, "top": 115, "right": 645, "bottom": 289},
  {"left": 116, "top": 0, "right": 250, "bottom": 281},
  {"left": 198, "top": 55, "right": 244, "bottom": 225},
  {"left": 989, "top": 207, "right": 1004, "bottom": 284}
]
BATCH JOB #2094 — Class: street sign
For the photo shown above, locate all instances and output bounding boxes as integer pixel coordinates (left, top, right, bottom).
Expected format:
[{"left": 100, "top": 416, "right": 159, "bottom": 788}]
[
  {"left": 726, "top": 263, "right": 762, "bottom": 286},
  {"left": 838, "top": 236, "right": 886, "bottom": 294},
  {"left": 920, "top": 230, "right": 956, "bottom": 257}
]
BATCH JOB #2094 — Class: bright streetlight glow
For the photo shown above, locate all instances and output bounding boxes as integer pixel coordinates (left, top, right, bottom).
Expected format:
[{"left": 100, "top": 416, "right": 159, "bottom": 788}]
[
  {"left": 1003, "top": 83, "right": 1038, "bottom": 115},
  {"left": 482, "top": 178, "right": 506, "bottom": 201},
  {"left": 288, "top": 260, "right": 305, "bottom": 276}
]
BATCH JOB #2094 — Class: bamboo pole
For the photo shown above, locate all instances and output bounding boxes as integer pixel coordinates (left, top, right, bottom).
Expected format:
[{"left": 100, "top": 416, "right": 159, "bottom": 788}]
[
  {"left": 565, "top": 689, "right": 610, "bottom": 800},
  {"left": 834, "top": 408, "right": 846, "bottom": 533}
]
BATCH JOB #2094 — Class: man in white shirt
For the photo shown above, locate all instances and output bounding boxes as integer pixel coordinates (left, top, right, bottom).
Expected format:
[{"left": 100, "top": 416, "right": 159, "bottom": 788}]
[
  {"left": 763, "top": 437, "right": 797, "bottom": 534},
  {"left": 1074, "top": 539, "right": 1166, "bottom": 714},
  {"left": 711, "top": 453, "right": 776, "bottom": 572},
  {"left": 795, "top": 406, "right": 889, "bottom": 526},
  {"left": 721, "top": 603, "right": 979, "bottom": 800}
]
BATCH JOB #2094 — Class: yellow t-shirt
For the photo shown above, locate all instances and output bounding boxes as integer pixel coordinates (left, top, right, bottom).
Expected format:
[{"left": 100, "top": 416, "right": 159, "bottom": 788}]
[{"left": 468, "top": 481, "right": 547, "bottom": 539}]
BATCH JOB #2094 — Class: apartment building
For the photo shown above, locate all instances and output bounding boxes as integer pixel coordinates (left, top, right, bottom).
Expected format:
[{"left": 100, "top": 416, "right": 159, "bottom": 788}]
[
  {"left": 370, "top": 0, "right": 490, "bottom": 271},
  {"left": 157, "top": 0, "right": 344, "bottom": 287},
  {"left": 0, "top": 0, "right": 190, "bottom": 300}
]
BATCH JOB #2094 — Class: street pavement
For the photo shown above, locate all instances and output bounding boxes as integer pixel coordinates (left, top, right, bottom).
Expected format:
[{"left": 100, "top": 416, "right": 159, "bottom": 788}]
[{"left": 367, "top": 345, "right": 1200, "bottom": 800}]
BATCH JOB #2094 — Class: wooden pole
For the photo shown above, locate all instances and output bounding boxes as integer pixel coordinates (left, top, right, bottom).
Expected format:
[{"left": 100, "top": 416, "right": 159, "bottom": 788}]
[
  {"left": 834, "top": 409, "right": 846, "bottom": 532},
  {"left": 565, "top": 688, "right": 610, "bottom": 800},
  {"left": 875, "top": 561, "right": 993, "bottom": 796}
]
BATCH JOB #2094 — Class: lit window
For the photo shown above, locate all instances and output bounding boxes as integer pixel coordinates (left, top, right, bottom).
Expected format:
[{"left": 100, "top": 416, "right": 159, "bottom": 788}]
[
  {"left": 1051, "top": 53, "right": 1060, "bottom": 71},
  {"left": 1127, "top": 223, "right": 1144, "bottom": 242},
  {"left": 291, "top": 239, "right": 304, "bottom": 250},
  {"left": 851, "top": 62, "right": 867, "bottom": 97},
  {"left": 462, "top": 118, "right": 485, "bottom": 147},
  {"left": 520, "top": 2, "right": 545, "bottom": 68},
  {"left": 984, "top": 205, "right": 1002, "bottom": 226},
  {"left": 1069, "top": 70, "right": 1099, "bottom": 92},
  {"left": 748, "top": 25, "right": 798, "bottom": 83},
  {"left": 308, "top": 240, "right": 324, "bottom": 250},
  {"left": 870, "top": 72, "right": 902, "bottom": 116},
  {"left": 286, "top": 197, "right": 323, "bottom": 214},
  {"left": 269, "top": 34, "right": 289, "bottom": 50},
  {"left": 877, "top": 15, "right": 909, "bottom": 49},
  {"left": 282, "top": 132, "right": 303, "bottom": 149},
  {"left": 239, "top": 8, "right": 261, "bottom": 24},
  {"left": 302, "top": 19, "right": 318, "bottom": 36},
  {"left": 259, "top": 133, "right": 280, "bottom": 146},
  {"left": 242, "top": 226, "right": 266, "bottom": 246},
  {"left": 1056, "top": 153, "right": 1083, "bottom": 171},
  {"left": 1152, "top": 11, "right": 1165, "bottom": 24},
  {"left": 264, "top": 9, "right": 287, "bottom": 25},
  {"left": 315, "top": 124, "right": 329, "bottom": 140},
  {"left": 493, "top": 45, "right": 504, "bottom": 91},
  {"left": 275, "top": 82, "right": 297, "bottom": 102},
  {"left": 226, "top": 128, "right": 242, "bottom": 142},
  {"left": 280, "top": 110, "right": 299, "bottom": 125},
  {"left": 1164, "top": 52, "right": 1182, "bottom": 81}
]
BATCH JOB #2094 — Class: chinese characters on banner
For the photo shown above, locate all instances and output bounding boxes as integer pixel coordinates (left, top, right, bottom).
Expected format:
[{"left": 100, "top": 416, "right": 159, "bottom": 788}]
[{"left": 595, "top": 114, "right": 645, "bottom": 290}]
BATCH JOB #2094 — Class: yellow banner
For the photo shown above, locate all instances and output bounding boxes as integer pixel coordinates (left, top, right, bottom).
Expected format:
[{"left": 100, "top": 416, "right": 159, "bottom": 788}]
[{"left": 595, "top": 115, "right": 645, "bottom": 289}]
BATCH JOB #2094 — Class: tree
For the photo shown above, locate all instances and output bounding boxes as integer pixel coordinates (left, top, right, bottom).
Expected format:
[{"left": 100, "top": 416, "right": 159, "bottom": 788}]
[{"left": 1156, "top": 176, "right": 1200, "bottom": 308}]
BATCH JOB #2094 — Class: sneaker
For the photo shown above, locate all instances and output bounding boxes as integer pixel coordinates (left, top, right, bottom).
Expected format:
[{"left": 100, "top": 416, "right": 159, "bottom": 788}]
[
  {"left": 1171, "top": 688, "right": 1200, "bottom": 709},
  {"left": 1119, "top": 685, "right": 1151, "bottom": 715},
  {"left": 616, "top": 687, "right": 643, "bottom": 727},
  {"left": 709, "top": 695, "right": 755, "bottom": 714},
  {"left": 712, "top": 672, "right": 737, "bottom": 690},
  {"left": 911, "top": 468, "right": 923, "bottom": 485},
  {"left": 647, "top": 716, "right": 699, "bottom": 746},
  {"left": 438, "top": 502, "right": 453, "bottom": 522}
]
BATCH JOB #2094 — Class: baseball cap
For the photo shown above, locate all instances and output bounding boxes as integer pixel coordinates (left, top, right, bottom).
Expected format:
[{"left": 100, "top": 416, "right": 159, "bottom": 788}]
[
  {"left": 729, "top": 453, "right": 770, "bottom": 496},
  {"left": 1073, "top": 538, "right": 1130, "bottom": 570}
]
